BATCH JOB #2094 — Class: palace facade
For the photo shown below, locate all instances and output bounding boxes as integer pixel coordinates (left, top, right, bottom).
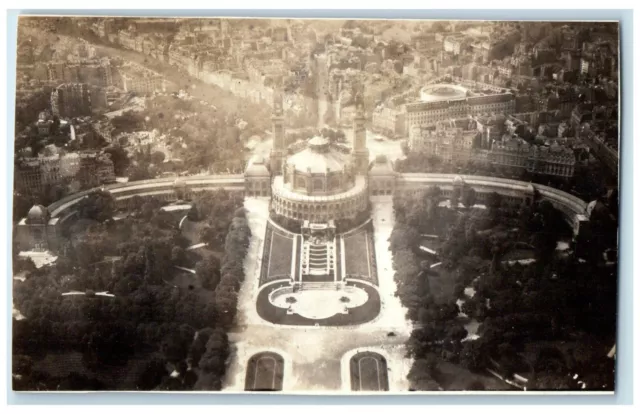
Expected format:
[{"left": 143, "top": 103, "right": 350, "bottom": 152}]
[{"left": 267, "top": 85, "right": 371, "bottom": 223}]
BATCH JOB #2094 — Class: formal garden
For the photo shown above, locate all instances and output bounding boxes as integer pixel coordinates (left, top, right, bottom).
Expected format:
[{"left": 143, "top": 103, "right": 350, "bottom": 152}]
[{"left": 255, "top": 279, "right": 380, "bottom": 326}]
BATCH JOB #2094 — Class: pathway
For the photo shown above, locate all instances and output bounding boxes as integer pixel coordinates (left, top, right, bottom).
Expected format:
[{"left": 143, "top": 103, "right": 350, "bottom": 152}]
[
  {"left": 186, "top": 243, "right": 207, "bottom": 251},
  {"left": 174, "top": 266, "right": 196, "bottom": 274}
]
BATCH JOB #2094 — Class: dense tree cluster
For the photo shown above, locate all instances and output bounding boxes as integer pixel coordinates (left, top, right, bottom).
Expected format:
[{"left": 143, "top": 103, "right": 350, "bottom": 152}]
[
  {"left": 390, "top": 186, "right": 617, "bottom": 391},
  {"left": 13, "top": 189, "right": 251, "bottom": 391},
  {"left": 189, "top": 190, "right": 245, "bottom": 249},
  {"left": 110, "top": 92, "right": 270, "bottom": 178}
]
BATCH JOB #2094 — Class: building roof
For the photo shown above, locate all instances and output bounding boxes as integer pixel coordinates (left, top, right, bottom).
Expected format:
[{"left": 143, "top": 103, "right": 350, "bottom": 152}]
[
  {"left": 286, "top": 137, "right": 349, "bottom": 174},
  {"left": 245, "top": 158, "right": 270, "bottom": 177},
  {"left": 27, "top": 204, "right": 48, "bottom": 224},
  {"left": 273, "top": 175, "right": 367, "bottom": 202},
  {"left": 369, "top": 155, "right": 395, "bottom": 176},
  {"left": 420, "top": 83, "right": 468, "bottom": 103}
]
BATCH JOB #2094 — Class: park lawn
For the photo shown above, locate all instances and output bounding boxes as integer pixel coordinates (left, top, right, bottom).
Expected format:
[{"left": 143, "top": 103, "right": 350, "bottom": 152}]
[
  {"left": 433, "top": 359, "right": 513, "bottom": 391},
  {"left": 343, "top": 228, "right": 375, "bottom": 281}
]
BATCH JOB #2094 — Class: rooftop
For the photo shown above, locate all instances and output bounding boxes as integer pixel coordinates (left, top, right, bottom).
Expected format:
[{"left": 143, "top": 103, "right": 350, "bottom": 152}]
[
  {"left": 245, "top": 157, "right": 270, "bottom": 177},
  {"left": 26, "top": 204, "right": 48, "bottom": 224},
  {"left": 286, "top": 137, "right": 350, "bottom": 174},
  {"left": 273, "top": 175, "right": 366, "bottom": 202}
]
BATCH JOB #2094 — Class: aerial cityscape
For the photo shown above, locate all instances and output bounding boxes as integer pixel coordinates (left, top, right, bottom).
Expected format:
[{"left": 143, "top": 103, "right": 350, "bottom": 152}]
[{"left": 11, "top": 17, "right": 619, "bottom": 393}]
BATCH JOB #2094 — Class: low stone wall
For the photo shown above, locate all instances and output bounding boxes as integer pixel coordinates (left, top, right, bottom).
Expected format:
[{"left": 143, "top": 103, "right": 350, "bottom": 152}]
[
  {"left": 16, "top": 175, "right": 245, "bottom": 252},
  {"left": 396, "top": 173, "right": 587, "bottom": 226},
  {"left": 17, "top": 172, "right": 588, "bottom": 252}
]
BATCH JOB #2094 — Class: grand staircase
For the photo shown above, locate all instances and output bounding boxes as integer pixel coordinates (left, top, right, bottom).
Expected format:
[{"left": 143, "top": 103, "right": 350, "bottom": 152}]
[
  {"left": 302, "top": 240, "right": 335, "bottom": 276},
  {"left": 292, "top": 221, "right": 345, "bottom": 288},
  {"left": 296, "top": 235, "right": 342, "bottom": 284}
]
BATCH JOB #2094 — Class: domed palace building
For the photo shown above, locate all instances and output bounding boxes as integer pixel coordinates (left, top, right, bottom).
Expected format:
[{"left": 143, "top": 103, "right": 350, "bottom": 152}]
[
  {"left": 265, "top": 86, "right": 374, "bottom": 223},
  {"left": 15, "top": 83, "right": 596, "bottom": 327}
]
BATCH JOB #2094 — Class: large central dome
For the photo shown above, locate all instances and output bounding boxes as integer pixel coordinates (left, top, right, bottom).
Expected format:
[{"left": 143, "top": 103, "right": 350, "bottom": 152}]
[
  {"left": 282, "top": 136, "right": 355, "bottom": 196},
  {"left": 287, "top": 136, "right": 349, "bottom": 175}
]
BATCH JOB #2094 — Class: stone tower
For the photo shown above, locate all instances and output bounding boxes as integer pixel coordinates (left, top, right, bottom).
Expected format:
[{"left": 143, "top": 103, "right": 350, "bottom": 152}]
[
  {"left": 352, "top": 83, "right": 369, "bottom": 174},
  {"left": 270, "top": 85, "right": 285, "bottom": 175}
]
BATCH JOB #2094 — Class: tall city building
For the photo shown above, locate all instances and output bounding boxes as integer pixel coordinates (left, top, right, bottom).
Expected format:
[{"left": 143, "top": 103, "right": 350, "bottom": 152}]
[
  {"left": 352, "top": 83, "right": 369, "bottom": 174},
  {"left": 50, "top": 83, "right": 92, "bottom": 118},
  {"left": 270, "top": 86, "right": 286, "bottom": 175}
]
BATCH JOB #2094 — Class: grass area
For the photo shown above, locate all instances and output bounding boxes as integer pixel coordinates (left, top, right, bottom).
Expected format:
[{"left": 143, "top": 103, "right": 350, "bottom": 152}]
[
  {"left": 244, "top": 352, "right": 284, "bottom": 391},
  {"left": 349, "top": 352, "right": 389, "bottom": 391},
  {"left": 343, "top": 229, "right": 375, "bottom": 283},
  {"left": 270, "top": 231, "right": 294, "bottom": 277},
  {"left": 260, "top": 224, "right": 295, "bottom": 284}
]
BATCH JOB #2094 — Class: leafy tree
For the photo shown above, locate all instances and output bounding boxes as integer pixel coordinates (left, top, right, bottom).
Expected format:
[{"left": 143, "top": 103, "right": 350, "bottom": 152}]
[
  {"left": 12, "top": 355, "right": 34, "bottom": 377},
  {"left": 151, "top": 151, "right": 166, "bottom": 165},
  {"left": 77, "top": 190, "right": 116, "bottom": 223},
  {"left": 157, "top": 376, "right": 185, "bottom": 391},
  {"left": 459, "top": 340, "right": 487, "bottom": 371},
  {"left": 533, "top": 374, "right": 574, "bottom": 390},
  {"left": 195, "top": 257, "right": 221, "bottom": 290},
  {"left": 408, "top": 359, "right": 441, "bottom": 391},
  {"left": 57, "top": 373, "right": 106, "bottom": 391},
  {"left": 187, "top": 204, "right": 199, "bottom": 221},
  {"left": 104, "top": 146, "right": 130, "bottom": 176},
  {"left": 195, "top": 328, "right": 229, "bottom": 390},
  {"left": 461, "top": 187, "right": 477, "bottom": 209},
  {"left": 487, "top": 192, "right": 503, "bottom": 212},
  {"left": 171, "top": 246, "right": 186, "bottom": 265},
  {"left": 135, "top": 358, "right": 168, "bottom": 390},
  {"left": 450, "top": 186, "right": 462, "bottom": 209},
  {"left": 466, "top": 380, "right": 486, "bottom": 391}
]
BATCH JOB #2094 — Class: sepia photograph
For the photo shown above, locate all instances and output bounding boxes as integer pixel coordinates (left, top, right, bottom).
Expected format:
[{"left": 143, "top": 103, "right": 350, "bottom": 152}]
[{"left": 10, "top": 15, "right": 620, "bottom": 393}]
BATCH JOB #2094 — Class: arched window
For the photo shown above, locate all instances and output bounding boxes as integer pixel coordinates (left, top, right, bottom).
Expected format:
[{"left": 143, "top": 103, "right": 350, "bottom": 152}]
[
  {"left": 296, "top": 177, "right": 306, "bottom": 189},
  {"left": 313, "top": 178, "right": 324, "bottom": 191}
]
